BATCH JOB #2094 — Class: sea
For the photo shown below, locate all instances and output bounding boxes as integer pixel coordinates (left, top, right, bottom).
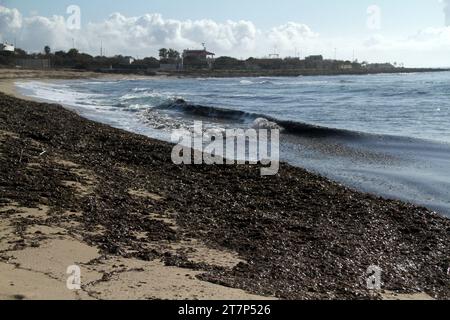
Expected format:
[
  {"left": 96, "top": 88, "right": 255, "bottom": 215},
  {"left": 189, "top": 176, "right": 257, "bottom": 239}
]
[{"left": 16, "top": 72, "right": 450, "bottom": 217}]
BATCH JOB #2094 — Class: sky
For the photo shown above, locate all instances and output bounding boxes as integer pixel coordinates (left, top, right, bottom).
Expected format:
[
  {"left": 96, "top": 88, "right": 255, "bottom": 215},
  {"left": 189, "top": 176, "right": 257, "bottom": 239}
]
[{"left": 1, "top": 0, "right": 450, "bottom": 67}]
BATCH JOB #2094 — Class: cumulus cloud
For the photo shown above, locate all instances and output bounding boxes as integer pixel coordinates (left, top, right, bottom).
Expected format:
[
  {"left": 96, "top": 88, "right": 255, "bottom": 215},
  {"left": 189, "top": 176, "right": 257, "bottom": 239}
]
[
  {"left": 266, "top": 22, "right": 318, "bottom": 54},
  {"left": 0, "top": 5, "right": 317, "bottom": 58},
  {"left": 87, "top": 16, "right": 319, "bottom": 58},
  {"left": 0, "top": 6, "right": 22, "bottom": 42},
  {"left": 0, "top": 6, "right": 79, "bottom": 50},
  {"left": 89, "top": 13, "right": 259, "bottom": 53}
]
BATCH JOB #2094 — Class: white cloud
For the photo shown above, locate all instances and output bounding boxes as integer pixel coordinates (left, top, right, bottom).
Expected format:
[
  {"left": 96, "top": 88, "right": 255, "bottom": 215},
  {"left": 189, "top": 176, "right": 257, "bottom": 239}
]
[
  {"left": 0, "top": 6, "right": 22, "bottom": 42},
  {"left": 21, "top": 15, "right": 74, "bottom": 51},
  {"left": 265, "top": 22, "right": 318, "bottom": 55},
  {"left": 0, "top": 5, "right": 316, "bottom": 58},
  {"left": 83, "top": 14, "right": 261, "bottom": 56}
]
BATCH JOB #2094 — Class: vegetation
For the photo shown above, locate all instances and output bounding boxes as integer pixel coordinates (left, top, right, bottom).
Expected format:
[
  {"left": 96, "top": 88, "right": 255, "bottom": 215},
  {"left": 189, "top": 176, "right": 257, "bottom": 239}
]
[
  {"left": 0, "top": 46, "right": 161, "bottom": 74},
  {"left": 159, "top": 48, "right": 180, "bottom": 64},
  {"left": 213, "top": 56, "right": 245, "bottom": 70},
  {"left": 0, "top": 46, "right": 403, "bottom": 75}
]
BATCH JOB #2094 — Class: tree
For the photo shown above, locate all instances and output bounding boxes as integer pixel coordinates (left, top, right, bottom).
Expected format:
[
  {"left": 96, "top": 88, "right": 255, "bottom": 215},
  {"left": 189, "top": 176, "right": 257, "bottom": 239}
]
[
  {"left": 139, "top": 57, "right": 160, "bottom": 68},
  {"left": 167, "top": 49, "right": 180, "bottom": 60},
  {"left": 67, "top": 48, "right": 79, "bottom": 57},
  {"left": 14, "top": 48, "right": 27, "bottom": 57},
  {"left": 213, "top": 56, "right": 244, "bottom": 70},
  {"left": 44, "top": 45, "right": 51, "bottom": 55},
  {"left": 159, "top": 48, "right": 168, "bottom": 59}
]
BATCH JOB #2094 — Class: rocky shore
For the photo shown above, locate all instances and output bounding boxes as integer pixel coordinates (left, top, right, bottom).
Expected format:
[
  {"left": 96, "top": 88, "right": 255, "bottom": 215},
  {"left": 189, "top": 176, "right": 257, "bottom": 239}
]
[{"left": 0, "top": 92, "right": 449, "bottom": 300}]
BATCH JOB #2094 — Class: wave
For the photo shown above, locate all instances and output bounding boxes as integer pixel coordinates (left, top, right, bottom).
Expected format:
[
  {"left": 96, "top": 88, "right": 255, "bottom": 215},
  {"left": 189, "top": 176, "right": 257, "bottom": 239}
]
[
  {"left": 156, "top": 99, "right": 364, "bottom": 139},
  {"left": 157, "top": 99, "right": 252, "bottom": 121},
  {"left": 239, "top": 79, "right": 274, "bottom": 86},
  {"left": 15, "top": 81, "right": 106, "bottom": 108}
]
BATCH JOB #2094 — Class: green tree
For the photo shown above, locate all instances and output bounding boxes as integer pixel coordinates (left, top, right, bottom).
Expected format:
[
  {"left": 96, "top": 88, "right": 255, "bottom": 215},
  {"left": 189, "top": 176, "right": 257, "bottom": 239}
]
[
  {"left": 44, "top": 45, "right": 51, "bottom": 55},
  {"left": 140, "top": 57, "right": 160, "bottom": 68},
  {"left": 213, "top": 56, "right": 244, "bottom": 70},
  {"left": 159, "top": 48, "right": 168, "bottom": 59},
  {"left": 167, "top": 49, "right": 180, "bottom": 60},
  {"left": 67, "top": 48, "right": 79, "bottom": 57}
]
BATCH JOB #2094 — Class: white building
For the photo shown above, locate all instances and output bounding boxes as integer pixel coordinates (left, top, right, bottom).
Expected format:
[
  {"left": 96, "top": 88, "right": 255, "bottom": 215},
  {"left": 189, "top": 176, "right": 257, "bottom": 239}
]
[{"left": 1, "top": 42, "right": 15, "bottom": 52}]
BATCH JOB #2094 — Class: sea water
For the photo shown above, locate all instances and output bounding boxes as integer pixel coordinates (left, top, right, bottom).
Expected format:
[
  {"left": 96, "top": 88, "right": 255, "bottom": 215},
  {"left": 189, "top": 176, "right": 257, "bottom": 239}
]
[{"left": 16, "top": 72, "right": 450, "bottom": 217}]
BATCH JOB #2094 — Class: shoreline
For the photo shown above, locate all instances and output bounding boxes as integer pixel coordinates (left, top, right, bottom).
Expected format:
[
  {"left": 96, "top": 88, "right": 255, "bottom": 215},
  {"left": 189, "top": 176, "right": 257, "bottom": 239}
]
[
  {"left": 10, "top": 75, "right": 450, "bottom": 218},
  {"left": 0, "top": 70, "right": 139, "bottom": 100},
  {"left": 0, "top": 83, "right": 449, "bottom": 300},
  {"left": 1, "top": 66, "right": 449, "bottom": 82},
  {"left": 169, "top": 67, "right": 450, "bottom": 78}
]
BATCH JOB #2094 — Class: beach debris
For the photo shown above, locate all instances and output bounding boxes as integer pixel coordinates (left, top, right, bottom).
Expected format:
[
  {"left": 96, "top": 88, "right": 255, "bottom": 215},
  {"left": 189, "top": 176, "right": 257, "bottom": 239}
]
[{"left": 0, "top": 92, "right": 448, "bottom": 300}]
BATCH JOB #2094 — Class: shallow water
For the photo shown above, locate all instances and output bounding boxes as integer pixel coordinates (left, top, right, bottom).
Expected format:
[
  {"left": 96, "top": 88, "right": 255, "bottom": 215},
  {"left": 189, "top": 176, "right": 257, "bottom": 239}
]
[{"left": 16, "top": 72, "right": 450, "bottom": 217}]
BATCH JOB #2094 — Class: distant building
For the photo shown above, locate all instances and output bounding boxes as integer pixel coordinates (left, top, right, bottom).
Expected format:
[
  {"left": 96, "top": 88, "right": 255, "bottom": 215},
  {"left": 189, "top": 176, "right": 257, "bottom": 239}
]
[
  {"left": 305, "top": 55, "right": 324, "bottom": 69},
  {"left": 182, "top": 49, "right": 215, "bottom": 60},
  {"left": 123, "top": 56, "right": 135, "bottom": 65},
  {"left": 182, "top": 48, "right": 215, "bottom": 69},
  {"left": 305, "top": 55, "right": 323, "bottom": 62},
  {"left": 366, "top": 63, "right": 395, "bottom": 70},
  {"left": 1, "top": 42, "right": 15, "bottom": 52},
  {"left": 340, "top": 63, "right": 353, "bottom": 70},
  {"left": 115, "top": 56, "right": 135, "bottom": 65}
]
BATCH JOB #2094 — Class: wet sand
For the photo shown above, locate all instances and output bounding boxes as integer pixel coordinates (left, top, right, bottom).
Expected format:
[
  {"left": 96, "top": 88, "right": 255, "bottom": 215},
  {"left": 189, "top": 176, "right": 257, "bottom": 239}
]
[
  {"left": 0, "top": 73, "right": 449, "bottom": 300},
  {"left": 0, "top": 68, "right": 163, "bottom": 81}
]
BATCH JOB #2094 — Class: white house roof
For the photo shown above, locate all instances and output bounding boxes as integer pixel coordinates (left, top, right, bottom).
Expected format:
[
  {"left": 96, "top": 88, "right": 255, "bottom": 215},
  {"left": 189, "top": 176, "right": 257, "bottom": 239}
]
[{"left": 1, "top": 43, "right": 15, "bottom": 52}]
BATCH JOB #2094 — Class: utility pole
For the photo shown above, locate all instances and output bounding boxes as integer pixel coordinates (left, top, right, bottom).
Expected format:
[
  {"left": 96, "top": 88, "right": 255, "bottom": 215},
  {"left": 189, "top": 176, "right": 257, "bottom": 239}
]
[{"left": 334, "top": 48, "right": 337, "bottom": 61}]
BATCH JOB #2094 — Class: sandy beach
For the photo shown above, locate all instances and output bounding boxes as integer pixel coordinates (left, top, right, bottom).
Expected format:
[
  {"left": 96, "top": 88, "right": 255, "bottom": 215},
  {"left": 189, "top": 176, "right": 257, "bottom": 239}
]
[{"left": 0, "top": 71, "right": 449, "bottom": 300}]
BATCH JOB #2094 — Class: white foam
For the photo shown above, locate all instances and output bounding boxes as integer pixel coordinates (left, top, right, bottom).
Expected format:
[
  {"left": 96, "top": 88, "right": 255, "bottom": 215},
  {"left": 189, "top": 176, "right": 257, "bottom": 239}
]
[
  {"left": 239, "top": 80, "right": 254, "bottom": 85},
  {"left": 252, "top": 118, "right": 281, "bottom": 130},
  {"left": 16, "top": 81, "right": 105, "bottom": 108}
]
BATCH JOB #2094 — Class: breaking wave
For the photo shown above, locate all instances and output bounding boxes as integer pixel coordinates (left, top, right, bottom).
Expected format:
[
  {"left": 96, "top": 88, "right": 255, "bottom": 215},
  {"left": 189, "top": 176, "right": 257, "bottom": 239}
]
[
  {"left": 239, "top": 79, "right": 274, "bottom": 86},
  {"left": 156, "top": 99, "right": 365, "bottom": 139}
]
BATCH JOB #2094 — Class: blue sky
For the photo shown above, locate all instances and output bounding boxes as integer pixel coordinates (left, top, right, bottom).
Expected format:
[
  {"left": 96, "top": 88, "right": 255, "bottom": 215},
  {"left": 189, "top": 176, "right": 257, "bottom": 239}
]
[{"left": 1, "top": 0, "right": 450, "bottom": 66}]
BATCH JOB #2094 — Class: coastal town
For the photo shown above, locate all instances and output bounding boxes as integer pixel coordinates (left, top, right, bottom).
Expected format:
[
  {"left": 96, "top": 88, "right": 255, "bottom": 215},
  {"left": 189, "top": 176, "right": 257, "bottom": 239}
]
[{"left": 1, "top": 40, "right": 436, "bottom": 77}]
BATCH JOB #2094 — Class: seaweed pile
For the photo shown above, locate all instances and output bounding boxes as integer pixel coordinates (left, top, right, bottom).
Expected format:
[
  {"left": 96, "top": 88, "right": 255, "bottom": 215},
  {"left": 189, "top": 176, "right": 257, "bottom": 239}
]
[{"left": 0, "top": 92, "right": 448, "bottom": 299}]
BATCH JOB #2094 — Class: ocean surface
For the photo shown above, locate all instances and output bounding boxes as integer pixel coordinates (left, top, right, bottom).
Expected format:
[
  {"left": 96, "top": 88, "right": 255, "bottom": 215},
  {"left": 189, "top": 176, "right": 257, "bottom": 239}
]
[{"left": 16, "top": 72, "right": 450, "bottom": 217}]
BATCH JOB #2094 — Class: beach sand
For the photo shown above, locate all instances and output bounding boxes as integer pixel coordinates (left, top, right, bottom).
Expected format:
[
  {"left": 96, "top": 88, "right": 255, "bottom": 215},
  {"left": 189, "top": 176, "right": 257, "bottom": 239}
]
[
  {"left": 0, "top": 67, "right": 170, "bottom": 101},
  {"left": 0, "top": 71, "right": 275, "bottom": 300},
  {"left": 0, "top": 70, "right": 448, "bottom": 300},
  {"left": 0, "top": 161, "right": 271, "bottom": 301}
]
